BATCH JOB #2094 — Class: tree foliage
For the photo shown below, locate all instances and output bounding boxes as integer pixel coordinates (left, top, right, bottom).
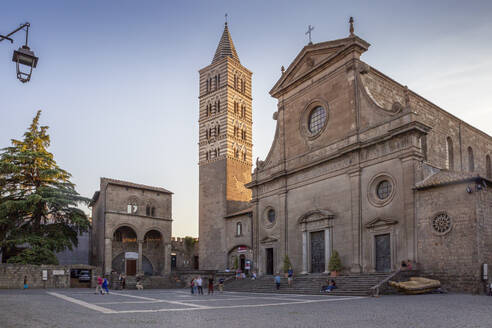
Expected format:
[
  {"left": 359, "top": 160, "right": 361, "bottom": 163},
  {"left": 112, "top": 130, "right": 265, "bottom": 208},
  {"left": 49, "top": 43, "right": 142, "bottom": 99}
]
[
  {"left": 328, "top": 250, "right": 342, "bottom": 272},
  {"left": 0, "top": 110, "right": 90, "bottom": 264},
  {"left": 183, "top": 236, "right": 196, "bottom": 252},
  {"left": 283, "top": 254, "right": 292, "bottom": 273}
]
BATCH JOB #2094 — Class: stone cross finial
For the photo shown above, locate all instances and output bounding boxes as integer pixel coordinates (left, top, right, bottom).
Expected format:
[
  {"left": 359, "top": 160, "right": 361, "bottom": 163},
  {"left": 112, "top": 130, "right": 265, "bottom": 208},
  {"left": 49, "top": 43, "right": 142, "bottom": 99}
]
[
  {"left": 305, "top": 25, "right": 314, "bottom": 44},
  {"left": 225, "top": 13, "right": 228, "bottom": 26},
  {"left": 349, "top": 17, "right": 354, "bottom": 36},
  {"left": 281, "top": 65, "right": 285, "bottom": 74}
]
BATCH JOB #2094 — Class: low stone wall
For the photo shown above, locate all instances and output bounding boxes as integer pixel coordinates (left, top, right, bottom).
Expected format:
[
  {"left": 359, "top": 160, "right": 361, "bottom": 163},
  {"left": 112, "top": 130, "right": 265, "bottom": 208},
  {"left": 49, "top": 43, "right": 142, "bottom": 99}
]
[
  {"left": 419, "top": 270, "right": 486, "bottom": 294},
  {"left": 0, "top": 264, "right": 101, "bottom": 289}
]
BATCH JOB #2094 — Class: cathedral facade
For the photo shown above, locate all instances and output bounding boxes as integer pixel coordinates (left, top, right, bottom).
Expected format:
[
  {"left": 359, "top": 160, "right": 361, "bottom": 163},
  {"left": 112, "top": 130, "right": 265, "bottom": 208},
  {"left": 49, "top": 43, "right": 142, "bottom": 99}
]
[{"left": 199, "top": 20, "right": 492, "bottom": 292}]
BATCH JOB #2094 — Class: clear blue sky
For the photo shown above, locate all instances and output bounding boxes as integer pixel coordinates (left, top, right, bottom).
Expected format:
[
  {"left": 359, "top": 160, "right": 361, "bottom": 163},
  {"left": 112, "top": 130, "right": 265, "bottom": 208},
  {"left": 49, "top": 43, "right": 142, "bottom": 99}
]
[{"left": 1, "top": 0, "right": 491, "bottom": 237}]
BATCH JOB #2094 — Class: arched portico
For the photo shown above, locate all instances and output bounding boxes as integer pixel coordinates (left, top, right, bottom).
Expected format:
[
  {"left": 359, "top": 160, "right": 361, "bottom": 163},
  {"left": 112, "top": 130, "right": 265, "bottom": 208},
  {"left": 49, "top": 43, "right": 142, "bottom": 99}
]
[{"left": 227, "top": 245, "right": 253, "bottom": 272}]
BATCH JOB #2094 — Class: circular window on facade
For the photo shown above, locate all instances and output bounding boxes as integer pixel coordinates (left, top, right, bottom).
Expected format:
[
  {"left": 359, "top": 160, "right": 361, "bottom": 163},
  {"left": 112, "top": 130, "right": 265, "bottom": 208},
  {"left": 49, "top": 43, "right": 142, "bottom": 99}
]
[
  {"left": 264, "top": 208, "right": 276, "bottom": 228},
  {"left": 376, "top": 180, "right": 392, "bottom": 200},
  {"left": 367, "top": 174, "right": 396, "bottom": 207},
  {"left": 431, "top": 213, "right": 452, "bottom": 235},
  {"left": 308, "top": 106, "right": 327, "bottom": 134}
]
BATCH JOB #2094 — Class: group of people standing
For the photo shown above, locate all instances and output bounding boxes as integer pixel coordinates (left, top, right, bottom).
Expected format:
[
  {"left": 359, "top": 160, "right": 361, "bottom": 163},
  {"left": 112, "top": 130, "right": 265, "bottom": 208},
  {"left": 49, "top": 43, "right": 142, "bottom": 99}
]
[{"left": 190, "top": 276, "right": 224, "bottom": 295}]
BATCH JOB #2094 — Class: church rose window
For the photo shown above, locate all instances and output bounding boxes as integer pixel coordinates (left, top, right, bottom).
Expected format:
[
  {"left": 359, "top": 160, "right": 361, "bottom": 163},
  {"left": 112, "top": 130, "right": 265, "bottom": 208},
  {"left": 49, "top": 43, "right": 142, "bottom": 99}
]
[
  {"left": 376, "top": 180, "right": 392, "bottom": 200},
  {"left": 308, "top": 106, "right": 326, "bottom": 134},
  {"left": 431, "top": 213, "right": 452, "bottom": 235}
]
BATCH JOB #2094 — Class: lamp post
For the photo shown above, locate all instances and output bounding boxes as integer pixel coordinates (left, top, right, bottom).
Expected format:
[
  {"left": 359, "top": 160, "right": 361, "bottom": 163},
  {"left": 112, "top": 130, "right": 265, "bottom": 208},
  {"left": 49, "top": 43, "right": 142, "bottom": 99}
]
[{"left": 0, "top": 22, "right": 38, "bottom": 83}]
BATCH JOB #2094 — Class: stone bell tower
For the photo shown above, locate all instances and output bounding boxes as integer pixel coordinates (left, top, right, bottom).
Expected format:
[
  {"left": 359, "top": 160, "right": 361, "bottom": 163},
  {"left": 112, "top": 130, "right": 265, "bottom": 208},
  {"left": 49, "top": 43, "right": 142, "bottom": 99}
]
[{"left": 198, "top": 23, "right": 252, "bottom": 270}]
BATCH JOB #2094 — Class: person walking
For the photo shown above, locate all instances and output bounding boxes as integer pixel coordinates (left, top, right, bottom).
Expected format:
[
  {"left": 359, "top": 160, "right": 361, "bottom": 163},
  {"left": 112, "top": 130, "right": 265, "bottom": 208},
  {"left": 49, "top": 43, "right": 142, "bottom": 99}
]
[
  {"left": 196, "top": 276, "right": 203, "bottom": 295},
  {"left": 208, "top": 276, "right": 214, "bottom": 295},
  {"left": 218, "top": 277, "right": 224, "bottom": 293},
  {"left": 274, "top": 273, "right": 281, "bottom": 290},
  {"left": 121, "top": 274, "right": 126, "bottom": 289},
  {"left": 190, "top": 278, "right": 195, "bottom": 295},
  {"left": 287, "top": 267, "right": 294, "bottom": 287},
  {"left": 23, "top": 276, "right": 28, "bottom": 289},
  {"left": 95, "top": 276, "right": 103, "bottom": 295},
  {"left": 102, "top": 277, "right": 109, "bottom": 294}
]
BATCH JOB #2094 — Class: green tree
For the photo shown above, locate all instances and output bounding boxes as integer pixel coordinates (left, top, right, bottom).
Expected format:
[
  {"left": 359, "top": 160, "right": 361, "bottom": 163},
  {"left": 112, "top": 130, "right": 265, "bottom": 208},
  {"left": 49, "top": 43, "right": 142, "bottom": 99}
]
[
  {"left": 328, "top": 250, "right": 342, "bottom": 272},
  {"left": 0, "top": 110, "right": 90, "bottom": 264},
  {"left": 283, "top": 254, "right": 292, "bottom": 273}
]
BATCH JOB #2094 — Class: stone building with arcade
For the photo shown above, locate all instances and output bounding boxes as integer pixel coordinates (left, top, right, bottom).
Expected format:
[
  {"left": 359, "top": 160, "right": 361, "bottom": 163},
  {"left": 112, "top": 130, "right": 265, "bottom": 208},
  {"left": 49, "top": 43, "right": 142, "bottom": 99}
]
[{"left": 90, "top": 178, "right": 173, "bottom": 276}]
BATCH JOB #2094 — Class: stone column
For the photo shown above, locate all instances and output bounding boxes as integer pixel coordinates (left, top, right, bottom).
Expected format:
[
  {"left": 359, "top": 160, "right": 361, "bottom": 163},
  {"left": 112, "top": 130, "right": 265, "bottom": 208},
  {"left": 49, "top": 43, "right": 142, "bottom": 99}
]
[
  {"left": 137, "top": 239, "right": 143, "bottom": 274},
  {"left": 349, "top": 169, "right": 362, "bottom": 273},
  {"left": 104, "top": 238, "right": 112, "bottom": 275},
  {"left": 301, "top": 230, "right": 308, "bottom": 274},
  {"left": 401, "top": 156, "right": 417, "bottom": 264},
  {"left": 164, "top": 244, "right": 171, "bottom": 275},
  {"left": 324, "top": 229, "right": 331, "bottom": 273}
]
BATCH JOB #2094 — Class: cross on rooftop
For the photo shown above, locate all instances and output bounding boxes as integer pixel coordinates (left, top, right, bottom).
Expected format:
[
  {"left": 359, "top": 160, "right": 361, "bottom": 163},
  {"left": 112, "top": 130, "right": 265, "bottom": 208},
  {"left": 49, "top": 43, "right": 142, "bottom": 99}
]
[{"left": 305, "top": 25, "right": 314, "bottom": 44}]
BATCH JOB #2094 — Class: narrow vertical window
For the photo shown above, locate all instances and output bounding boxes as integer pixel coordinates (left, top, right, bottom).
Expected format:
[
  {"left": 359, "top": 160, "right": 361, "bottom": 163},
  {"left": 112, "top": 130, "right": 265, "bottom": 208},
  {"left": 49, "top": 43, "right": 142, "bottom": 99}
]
[
  {"left": 146, "top": 205, "right": 150, "bottom": 216},
  {"left": 486, "top": 155, "right": 491, "bottom": 178},
  {"left": 243, "top": 150, "right": 247, "bottom": 161},
  {"left": 420, "top": 135, "right": 428, "bottom": 161},
  {"left": 446, "top": 137, "right": 454, "bottom": 170},
  {"left": 236, "top": 222, "right": 242, "bottom": 236},
  {"left": 151, "top": 207, "right": 155, "bottom": 217},
  {"left": 217, "top": 100, "right": 220, "bottom": 112},
  {"left": 206, "top": 80, "right": 209, "bottom": 93},
  {"left": 468, "top": 147, "right": 474, "bottom": 172},
  {"left": 217, "top": 125, "right": 220, "bottom": 135},
  {"left": 218, "top": 74, "right": 220, "bottom": 87}
]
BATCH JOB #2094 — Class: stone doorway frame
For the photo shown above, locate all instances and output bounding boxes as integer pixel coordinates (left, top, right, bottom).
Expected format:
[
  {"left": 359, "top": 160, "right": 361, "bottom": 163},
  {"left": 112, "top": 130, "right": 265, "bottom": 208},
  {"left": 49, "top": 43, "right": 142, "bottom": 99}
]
[
  {"left": 298, "top": 209, "right": 335, "bottom": 274},
  {"left": 365, "top": 218, "right": 398, "bottom": 272}
]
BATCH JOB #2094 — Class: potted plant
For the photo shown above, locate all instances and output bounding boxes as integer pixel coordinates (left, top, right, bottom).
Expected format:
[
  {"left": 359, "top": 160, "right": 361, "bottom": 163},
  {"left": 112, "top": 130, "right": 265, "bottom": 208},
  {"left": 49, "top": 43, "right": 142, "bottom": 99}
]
[
  {"left": 328, "top": 250, "right": 342, "bottom": 277},
  {"left": 283, "top": 255, "right": 292, "bottom": 277}
]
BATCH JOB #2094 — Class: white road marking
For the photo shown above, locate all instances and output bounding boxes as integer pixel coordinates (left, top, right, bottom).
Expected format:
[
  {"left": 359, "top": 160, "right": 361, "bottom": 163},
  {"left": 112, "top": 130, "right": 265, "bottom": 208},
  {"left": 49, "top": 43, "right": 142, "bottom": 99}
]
[
  {"left": 109, "top": 291, "right": 209, "bottom": 309},
  {"left": 114, "top": 296, "right": 365, "bottom": 314},
  {"left": 47, "top": 292, "right": 118, "bottom": 314},
  {"left": 50, "top": 290, "right": 364, "bottom": 315}
]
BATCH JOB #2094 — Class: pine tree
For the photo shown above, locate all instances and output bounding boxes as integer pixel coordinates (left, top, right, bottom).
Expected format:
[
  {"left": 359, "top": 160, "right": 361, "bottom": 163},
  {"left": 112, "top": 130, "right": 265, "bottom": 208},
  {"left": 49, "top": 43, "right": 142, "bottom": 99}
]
[{"left": 0, "top": 110, "right": 90, "bottom": 264}]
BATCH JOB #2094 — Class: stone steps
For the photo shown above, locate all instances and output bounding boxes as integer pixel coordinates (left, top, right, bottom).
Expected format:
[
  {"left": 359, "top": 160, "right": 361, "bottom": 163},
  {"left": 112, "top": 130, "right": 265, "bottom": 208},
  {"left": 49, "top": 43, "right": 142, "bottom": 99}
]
[{"left": 224, "top": 273, "right": 392, "bottom": 296}]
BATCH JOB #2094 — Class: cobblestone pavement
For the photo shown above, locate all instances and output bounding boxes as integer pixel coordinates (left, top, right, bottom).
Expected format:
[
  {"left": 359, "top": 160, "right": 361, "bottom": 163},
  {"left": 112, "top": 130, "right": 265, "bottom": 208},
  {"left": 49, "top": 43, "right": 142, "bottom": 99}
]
[{"left": 0, "top": 288, "right": 491, "bottom": 328}]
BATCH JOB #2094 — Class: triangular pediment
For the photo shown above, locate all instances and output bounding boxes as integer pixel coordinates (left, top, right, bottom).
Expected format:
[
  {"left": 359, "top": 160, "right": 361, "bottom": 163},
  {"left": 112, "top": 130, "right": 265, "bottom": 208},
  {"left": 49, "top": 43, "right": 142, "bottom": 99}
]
[
  {"left": 364, "top": 218, "right": 398, "bottom": 229},
  {"left": 287, "top": 49, "right": 339, "bottom": 83},
  {"left": 260, "top": 236, "right": 279, "bottom": 244},
  {"left": 270, "top": 36, "right": 370, "bottom": 98},
  {"left": 298, "top": 209, "right": 335, "bottom": 224}
]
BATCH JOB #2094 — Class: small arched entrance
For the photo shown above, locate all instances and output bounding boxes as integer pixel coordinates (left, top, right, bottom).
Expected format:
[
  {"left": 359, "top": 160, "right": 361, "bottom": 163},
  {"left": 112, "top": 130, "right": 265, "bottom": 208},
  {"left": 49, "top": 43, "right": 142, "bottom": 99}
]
[{"left": 112, "top": 226, "right": 138, "bottom": 275}]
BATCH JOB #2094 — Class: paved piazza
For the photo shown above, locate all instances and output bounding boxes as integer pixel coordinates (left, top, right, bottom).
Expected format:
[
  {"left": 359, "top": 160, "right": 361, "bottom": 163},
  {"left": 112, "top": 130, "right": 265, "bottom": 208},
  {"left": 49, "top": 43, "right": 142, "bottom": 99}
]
[{"left": 0, "top": 289, "right": 491, "bottom": 327}]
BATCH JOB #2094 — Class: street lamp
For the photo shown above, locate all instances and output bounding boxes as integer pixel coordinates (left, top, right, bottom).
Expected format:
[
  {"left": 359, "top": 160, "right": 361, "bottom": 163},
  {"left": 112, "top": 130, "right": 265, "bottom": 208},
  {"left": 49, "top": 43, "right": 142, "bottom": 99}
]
[{"left": 0, "top": 22, "right": 38, "bottom": 83}]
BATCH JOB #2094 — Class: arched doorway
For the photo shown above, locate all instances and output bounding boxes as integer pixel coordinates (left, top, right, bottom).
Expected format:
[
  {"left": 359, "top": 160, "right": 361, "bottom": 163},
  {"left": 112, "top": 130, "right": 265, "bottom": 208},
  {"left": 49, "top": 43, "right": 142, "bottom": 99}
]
[
  {"left": 112, "top": 226, "right": 138, "bottom": 275},
  {"left": 143, "top": 230, "right": 163, "bottom": 275}
]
